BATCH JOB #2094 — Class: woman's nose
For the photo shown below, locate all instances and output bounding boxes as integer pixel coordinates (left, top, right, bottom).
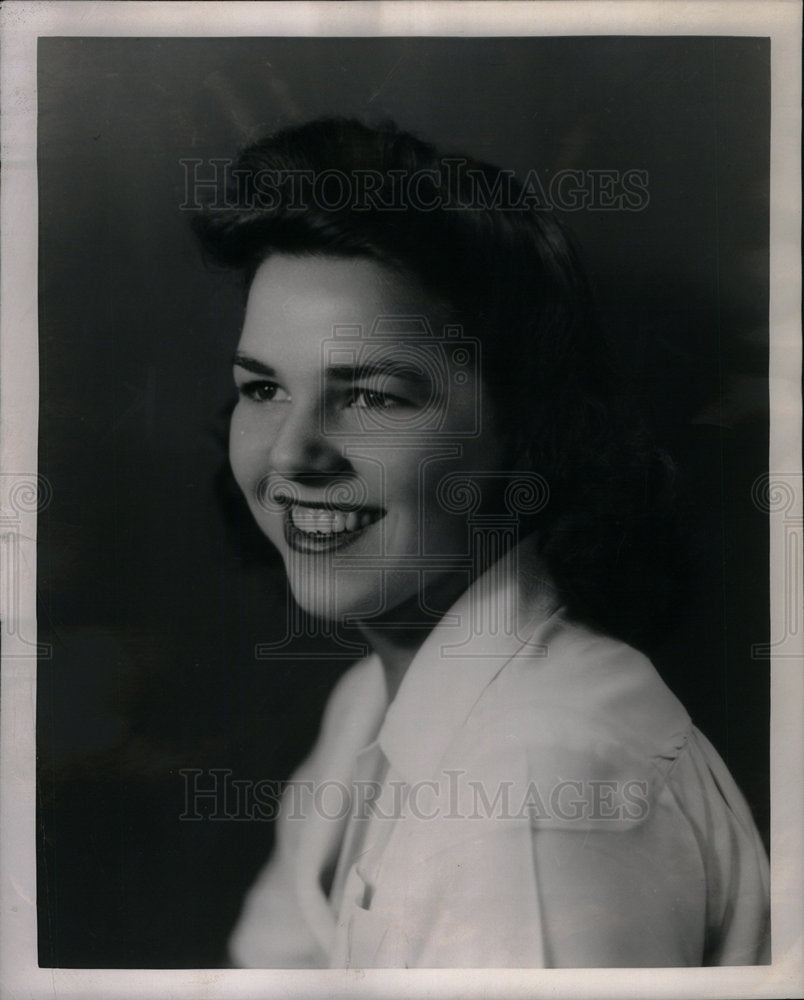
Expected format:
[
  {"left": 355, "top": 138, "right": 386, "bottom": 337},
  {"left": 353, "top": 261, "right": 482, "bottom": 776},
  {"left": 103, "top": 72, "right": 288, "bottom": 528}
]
[{"left": 268, "top": 406, "right": 349, "bottom": 479}]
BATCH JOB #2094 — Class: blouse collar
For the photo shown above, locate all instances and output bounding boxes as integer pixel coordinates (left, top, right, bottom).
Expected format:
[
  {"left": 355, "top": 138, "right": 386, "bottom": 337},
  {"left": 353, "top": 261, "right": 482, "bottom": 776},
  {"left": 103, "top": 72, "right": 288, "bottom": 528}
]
[{"left": 376, "top": 531, "right": 562, "bottom": 785}]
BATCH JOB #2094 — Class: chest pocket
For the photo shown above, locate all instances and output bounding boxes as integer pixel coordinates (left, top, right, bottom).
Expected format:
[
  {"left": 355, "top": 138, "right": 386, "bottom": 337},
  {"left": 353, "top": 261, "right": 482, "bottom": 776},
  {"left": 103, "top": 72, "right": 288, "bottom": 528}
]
[{"left": 330, "top": 864, "right": 403, "bottom": 967}]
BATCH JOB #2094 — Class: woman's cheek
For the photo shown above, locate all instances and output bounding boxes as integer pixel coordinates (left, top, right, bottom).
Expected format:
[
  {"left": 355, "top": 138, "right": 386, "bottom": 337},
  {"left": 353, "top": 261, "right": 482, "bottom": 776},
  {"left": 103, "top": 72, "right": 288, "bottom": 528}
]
[
  {"left": 229, "top": 409, "right": 264, "bottom": 496},
  {"left": 228, "top": 452, "right": 254, "bottom": 503}
]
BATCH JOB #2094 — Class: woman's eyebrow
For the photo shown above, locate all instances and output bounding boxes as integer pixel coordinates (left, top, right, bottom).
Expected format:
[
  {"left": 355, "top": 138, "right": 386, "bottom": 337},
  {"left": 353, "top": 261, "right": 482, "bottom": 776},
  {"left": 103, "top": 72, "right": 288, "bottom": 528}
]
[
  {"left": 233, "top": 353, "right": 433, "bottom": 386},
  {"left": 327, "top": 360, "right": 431, "bottom": 385},
  {"left": 233, "top": 353, "right": 277, "bottom": 377}
]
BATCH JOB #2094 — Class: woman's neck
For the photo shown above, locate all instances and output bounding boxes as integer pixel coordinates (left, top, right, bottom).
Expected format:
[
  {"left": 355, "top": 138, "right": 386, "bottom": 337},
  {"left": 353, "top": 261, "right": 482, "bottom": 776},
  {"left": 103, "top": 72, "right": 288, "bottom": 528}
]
[{"left": 356, "top": 570, "right": 473, "bottom": 702}]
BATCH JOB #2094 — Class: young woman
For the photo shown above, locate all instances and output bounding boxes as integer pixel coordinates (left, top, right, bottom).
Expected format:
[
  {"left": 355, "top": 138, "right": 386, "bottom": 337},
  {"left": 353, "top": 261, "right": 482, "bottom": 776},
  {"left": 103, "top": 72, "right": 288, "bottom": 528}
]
[{"left": 193, "top": 118, "right": 769, "bottom": 968}]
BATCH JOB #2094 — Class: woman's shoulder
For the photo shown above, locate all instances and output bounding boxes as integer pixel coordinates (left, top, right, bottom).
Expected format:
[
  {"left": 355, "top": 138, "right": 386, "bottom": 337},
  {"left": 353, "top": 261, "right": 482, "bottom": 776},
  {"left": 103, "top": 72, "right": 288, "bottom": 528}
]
[{"left": 478, "top": 613, "right": 692, "bottom": 767}]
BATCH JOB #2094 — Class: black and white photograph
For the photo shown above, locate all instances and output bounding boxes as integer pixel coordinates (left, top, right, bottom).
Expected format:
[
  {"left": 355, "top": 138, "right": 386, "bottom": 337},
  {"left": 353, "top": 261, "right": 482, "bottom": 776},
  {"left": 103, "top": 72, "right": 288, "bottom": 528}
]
[{"left": 1, "top": 2, "right": 801, "bottom": 998}]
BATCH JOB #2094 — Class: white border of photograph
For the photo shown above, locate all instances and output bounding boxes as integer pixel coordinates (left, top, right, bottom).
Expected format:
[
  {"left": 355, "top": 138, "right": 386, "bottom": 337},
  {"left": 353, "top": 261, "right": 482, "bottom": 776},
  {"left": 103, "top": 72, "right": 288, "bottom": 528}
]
[{"left": 1, "top": 2, "right": 801, "bottom": 998}]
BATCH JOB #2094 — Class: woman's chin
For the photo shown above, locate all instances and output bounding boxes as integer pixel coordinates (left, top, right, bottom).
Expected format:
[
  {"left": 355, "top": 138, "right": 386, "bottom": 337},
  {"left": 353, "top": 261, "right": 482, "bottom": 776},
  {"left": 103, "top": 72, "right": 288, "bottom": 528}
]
[{"left": 286, "top": 568, "right": 388, "bottom": 624}]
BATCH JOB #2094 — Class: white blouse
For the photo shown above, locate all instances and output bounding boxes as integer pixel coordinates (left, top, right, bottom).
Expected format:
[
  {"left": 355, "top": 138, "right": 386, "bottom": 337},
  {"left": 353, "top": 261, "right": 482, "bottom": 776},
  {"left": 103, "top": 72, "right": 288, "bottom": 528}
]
[{"left": 229, "top": 535, "right": 770, "bottom": 968}]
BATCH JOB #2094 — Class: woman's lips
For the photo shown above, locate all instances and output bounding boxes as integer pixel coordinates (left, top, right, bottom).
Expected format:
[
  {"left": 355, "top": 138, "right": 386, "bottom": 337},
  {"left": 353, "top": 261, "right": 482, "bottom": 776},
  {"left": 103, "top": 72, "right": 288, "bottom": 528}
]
[{"left": 281, "top": 500, "right": 386, "bottom": 554}]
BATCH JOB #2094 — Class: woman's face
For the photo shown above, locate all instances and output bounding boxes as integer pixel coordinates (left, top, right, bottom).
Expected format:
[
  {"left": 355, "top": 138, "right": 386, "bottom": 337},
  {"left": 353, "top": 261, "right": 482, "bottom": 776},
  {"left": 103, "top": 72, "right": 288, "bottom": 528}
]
[{"left": 230, "top": 253, "right": 509, "bottom": 622}]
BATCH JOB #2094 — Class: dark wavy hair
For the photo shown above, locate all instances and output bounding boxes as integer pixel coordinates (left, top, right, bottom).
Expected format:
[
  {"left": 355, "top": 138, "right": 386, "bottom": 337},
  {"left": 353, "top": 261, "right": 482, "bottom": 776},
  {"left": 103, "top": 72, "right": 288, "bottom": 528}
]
[{"left": 192, "top": 117, "right": 687, "bottom": 646}]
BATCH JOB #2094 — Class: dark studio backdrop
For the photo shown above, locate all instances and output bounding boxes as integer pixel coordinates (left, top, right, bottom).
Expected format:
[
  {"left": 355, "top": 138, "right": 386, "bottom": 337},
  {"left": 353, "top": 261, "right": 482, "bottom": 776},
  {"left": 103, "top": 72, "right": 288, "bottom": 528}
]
[{"left": 36, "top": 36, "right": 770, "bottom": 968}]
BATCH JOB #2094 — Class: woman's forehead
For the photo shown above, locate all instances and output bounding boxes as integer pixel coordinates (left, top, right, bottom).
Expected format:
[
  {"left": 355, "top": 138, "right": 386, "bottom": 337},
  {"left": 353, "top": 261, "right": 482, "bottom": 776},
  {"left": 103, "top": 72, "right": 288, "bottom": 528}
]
[
  {"left": 250, "top": 253, "right": 425, "bottom": 309},
  {"left": 241, "top": 253, "right": 457, "bottom": 355}
]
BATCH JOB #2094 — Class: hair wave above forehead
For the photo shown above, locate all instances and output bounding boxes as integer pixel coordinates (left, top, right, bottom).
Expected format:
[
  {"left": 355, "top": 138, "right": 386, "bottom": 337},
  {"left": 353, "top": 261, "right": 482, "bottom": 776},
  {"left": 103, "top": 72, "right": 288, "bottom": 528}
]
[{"left": 191, "top": 117, "right": 589, "bottom": 308}]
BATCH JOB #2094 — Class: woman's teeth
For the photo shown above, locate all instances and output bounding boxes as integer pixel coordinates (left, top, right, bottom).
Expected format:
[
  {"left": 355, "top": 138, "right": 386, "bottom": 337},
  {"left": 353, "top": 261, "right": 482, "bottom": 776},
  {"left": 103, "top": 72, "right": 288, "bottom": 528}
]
[{"left": 290, "top": 506, "right": 380, "bottom": 535}]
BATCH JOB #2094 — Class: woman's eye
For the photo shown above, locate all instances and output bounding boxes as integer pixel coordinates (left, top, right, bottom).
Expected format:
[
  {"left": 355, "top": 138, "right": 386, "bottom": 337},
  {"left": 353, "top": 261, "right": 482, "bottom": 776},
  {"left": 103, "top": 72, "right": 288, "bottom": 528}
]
[
  {"left": 348, "top": 388, "right": 405, "bottom": 411},
  {"left": 238, "top": 380, "right": 289, "bottom": 403}
]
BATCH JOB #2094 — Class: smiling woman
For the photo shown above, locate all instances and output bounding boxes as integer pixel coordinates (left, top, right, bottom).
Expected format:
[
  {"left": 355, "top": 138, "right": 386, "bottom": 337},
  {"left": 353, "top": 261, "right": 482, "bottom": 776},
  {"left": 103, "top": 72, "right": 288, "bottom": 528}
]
[
  {"left": 191, "top": 118, "right": 769, "bottom": 968},
  {"left": 229, "top": 254, "right": 507, "bottom": 631}
]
